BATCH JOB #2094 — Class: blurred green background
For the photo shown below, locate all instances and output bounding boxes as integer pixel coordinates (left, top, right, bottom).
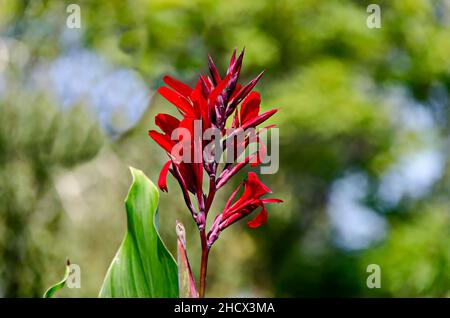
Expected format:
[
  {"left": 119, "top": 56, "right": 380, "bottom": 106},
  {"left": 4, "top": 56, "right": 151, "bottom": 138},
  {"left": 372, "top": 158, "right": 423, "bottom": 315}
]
[{"left": 1, "top": 0, "right": 450, "bottom": 297}]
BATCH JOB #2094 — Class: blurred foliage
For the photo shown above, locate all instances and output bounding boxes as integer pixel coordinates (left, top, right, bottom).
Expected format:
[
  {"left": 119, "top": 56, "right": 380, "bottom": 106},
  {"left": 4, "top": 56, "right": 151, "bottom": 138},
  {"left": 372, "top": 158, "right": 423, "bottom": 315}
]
[
  {"left": 1, "top": 0, "right": 450, "bottom": 297},
  {"left": 0, "top": 84, "right": 103, "bottom": 296}
]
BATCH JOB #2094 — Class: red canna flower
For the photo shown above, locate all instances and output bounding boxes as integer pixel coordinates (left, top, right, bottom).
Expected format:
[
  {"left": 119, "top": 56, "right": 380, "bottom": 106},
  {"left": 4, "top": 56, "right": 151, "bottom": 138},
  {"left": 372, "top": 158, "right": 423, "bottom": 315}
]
[
  {"left": 207, "top": 172, "right": 282, "bottom": 247},
  {"left": 148, "top": 49, "right": 281, "bottom": 297}
]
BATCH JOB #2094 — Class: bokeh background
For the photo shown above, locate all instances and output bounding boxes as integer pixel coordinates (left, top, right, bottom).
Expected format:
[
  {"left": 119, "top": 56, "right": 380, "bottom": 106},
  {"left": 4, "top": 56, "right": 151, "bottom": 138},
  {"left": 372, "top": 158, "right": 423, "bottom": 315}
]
[{"left": 1, "top": 0, "right": 450, "bottom": 297}]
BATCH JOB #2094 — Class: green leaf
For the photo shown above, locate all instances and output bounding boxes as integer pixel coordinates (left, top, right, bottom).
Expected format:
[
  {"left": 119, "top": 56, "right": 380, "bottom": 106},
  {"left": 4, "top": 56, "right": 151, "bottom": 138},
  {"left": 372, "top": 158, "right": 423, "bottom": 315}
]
[
  {"left": 99, "top": 167, "right": 178, "bottom": 297},
  {"left": 43, "top": 260, "right": 71, "bottom": 298}
]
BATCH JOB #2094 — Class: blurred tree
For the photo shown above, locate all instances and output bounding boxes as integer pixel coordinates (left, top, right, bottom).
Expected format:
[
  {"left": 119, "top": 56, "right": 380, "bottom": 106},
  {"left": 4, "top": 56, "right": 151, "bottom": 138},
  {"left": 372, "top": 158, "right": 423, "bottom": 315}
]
[{"left": 0, "top": 84, "right": 103, "bottom": 296}]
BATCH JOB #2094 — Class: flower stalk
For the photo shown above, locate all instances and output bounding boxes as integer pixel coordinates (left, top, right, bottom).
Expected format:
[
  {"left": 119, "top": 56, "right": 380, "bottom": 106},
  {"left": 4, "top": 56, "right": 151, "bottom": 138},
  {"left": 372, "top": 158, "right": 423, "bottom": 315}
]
[{"left": 199, "top": 229, "right": 209, "bottom": 298}]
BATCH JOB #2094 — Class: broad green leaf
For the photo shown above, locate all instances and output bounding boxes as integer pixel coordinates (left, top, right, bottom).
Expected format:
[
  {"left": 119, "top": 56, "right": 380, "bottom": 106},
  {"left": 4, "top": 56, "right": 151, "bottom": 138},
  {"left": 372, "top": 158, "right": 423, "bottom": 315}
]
[
  {"left": 176, "top": 221, "right": 198, "bottom": 298},
  {"left": 43, "top": 260, "right": 71, "bottom": 298},
  {"left": 99, "top": 167, "right": 178, "bottom": 297}
]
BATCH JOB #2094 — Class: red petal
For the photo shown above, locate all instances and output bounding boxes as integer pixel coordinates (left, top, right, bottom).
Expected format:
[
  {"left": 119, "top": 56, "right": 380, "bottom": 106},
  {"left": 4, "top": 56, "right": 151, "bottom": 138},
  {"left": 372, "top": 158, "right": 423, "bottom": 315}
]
[
  {"left": 247, "top": 205, "right": 268, "bottom": 228},
  {"left": 174, "top": 118, "right": 203, "bottom": 193},
  {"left": 241, "top": 108, "right": 278, "bottom": 130},
  {"left": 246, "top": 172, "right": 272, "bottom": 198},
  {"left": 178, "top": 117, "right": 195, "bottom": 136},
  {"left": 158, "top": 160, "right": 172, "bottom": 192},
  {"left": 158, "top": 86, "right": 195, "bottom": 117},
  {"left": 148, "top": 130, "right": 174, "bottom": 153},
  {"left": 163, "top": 75, "right": 193, "bottom": 98},
  {"left": 240, "top": 91, "right": 261, "bottom": 126},
  {"left": 191, "top": 84, "right": 209, "bottom": 126},
  {"left": 155, "top": 113, "right": 180, "bottom": 136},
  {"left": 192, "top": 79, "right": 208, "bottom": 120}
]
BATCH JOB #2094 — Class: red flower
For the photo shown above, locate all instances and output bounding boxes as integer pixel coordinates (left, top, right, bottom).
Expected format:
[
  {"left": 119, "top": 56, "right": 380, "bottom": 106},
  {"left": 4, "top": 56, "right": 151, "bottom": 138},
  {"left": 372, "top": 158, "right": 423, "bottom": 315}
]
[
  {"left": 149, "top": 115, "right": 202, "bottom": 195},
  {"left": 149, "top": 48, "right": 280, "bottom": 236},
  {"left": 207, "top": 172, "right": 282, "bottom": 246}
]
